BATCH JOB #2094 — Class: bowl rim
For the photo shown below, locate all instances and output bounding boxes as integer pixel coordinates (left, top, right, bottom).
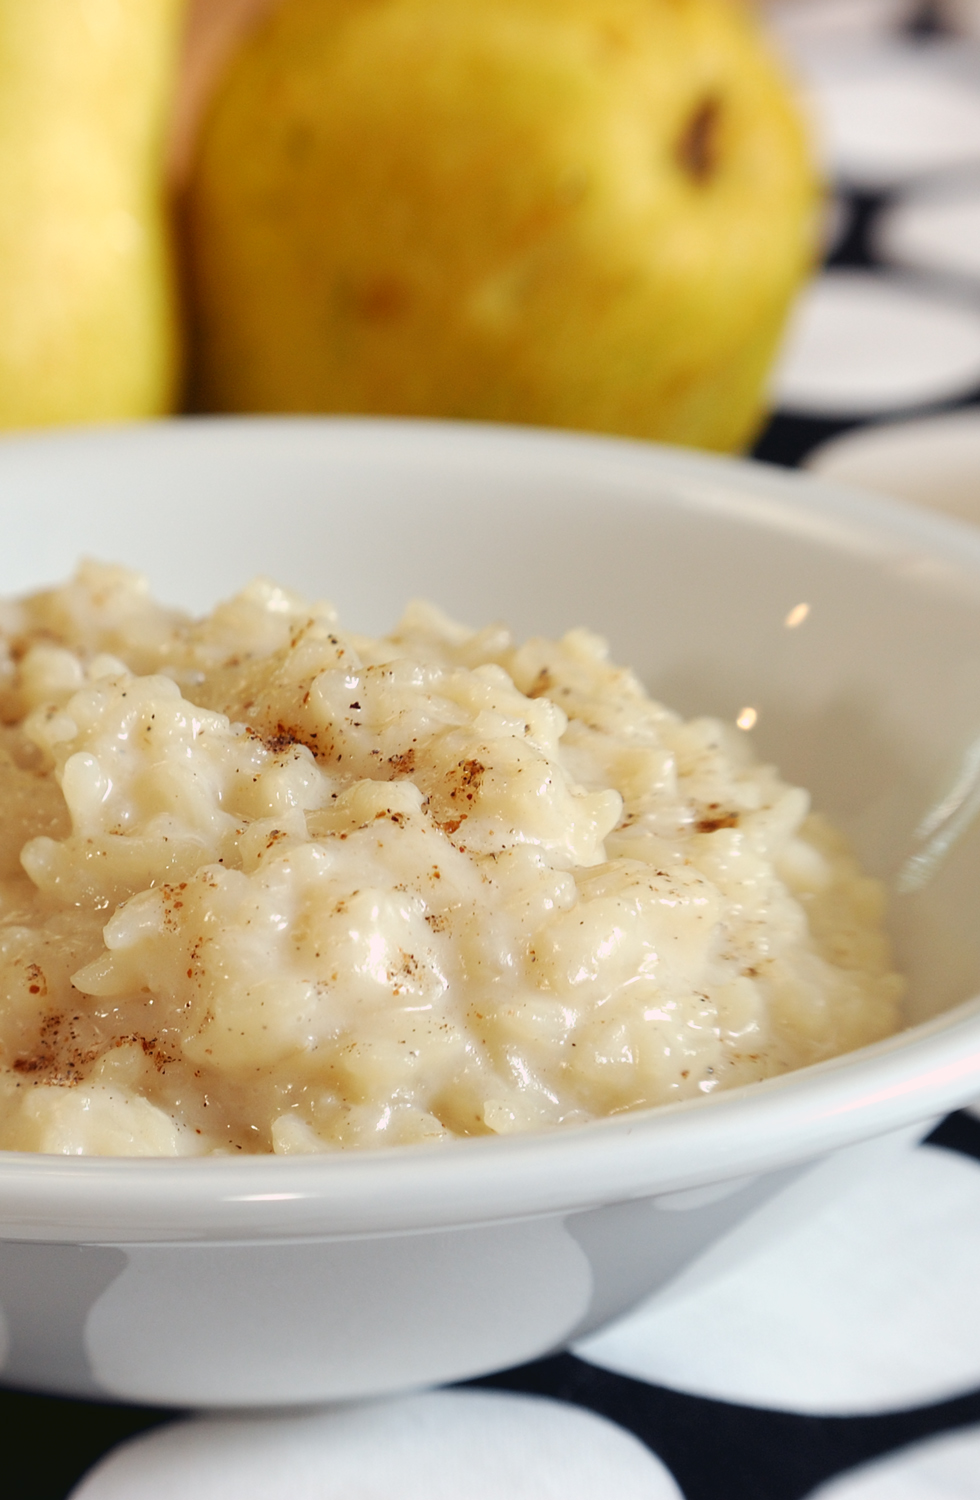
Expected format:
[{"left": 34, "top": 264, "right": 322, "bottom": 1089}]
[
  {"left": 0, "top": 415, "right": 979, "bottom": 1244},
  {"left": 1, "top": 996, "right": 978, "bottom": 1243}
]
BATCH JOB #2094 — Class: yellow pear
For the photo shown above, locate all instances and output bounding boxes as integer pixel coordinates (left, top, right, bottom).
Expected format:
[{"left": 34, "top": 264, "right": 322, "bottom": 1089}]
[
  {"left": 0, "top": 0, "right": 186, "bottom": 428},
  {"left": 185, "top": 0, "right": 819, "bottom": 451}
]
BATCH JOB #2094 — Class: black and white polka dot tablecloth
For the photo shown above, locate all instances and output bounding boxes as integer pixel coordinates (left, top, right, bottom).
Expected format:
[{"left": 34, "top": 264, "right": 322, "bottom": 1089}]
[{"left": 10, "top": 4, "right": 980, "bottom": 1495}]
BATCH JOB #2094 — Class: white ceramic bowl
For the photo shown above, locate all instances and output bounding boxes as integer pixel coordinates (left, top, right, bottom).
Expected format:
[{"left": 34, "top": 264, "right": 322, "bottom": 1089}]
[{"left": 1, "top": 417, "right": 980, "bottom": 1408}]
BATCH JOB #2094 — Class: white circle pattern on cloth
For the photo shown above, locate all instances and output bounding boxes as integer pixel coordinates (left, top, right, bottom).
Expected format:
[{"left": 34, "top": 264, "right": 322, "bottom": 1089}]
[
  {"left": 806, "top": 61, "right": 980, "bottom": 187},
  {"left": 805, "top": 1422, "right": 980, "bottom": 1499},
  {"left": 67, "top": 1390, "right": 683, "bottom": 1500},
  {"left": 876, "top": 175, "right": 980, "bottom": 283},
  {"left": 771, "top": 270, "right": 980, "bottom": 415},
  {"left": 762, "top": 0, "right": 920, "bottom": 51},
  {"left": 574, "top": 1144, "right": 980, "bottom": 1416},
  {"left": 806, "top": 408, "right": 980, "bottom": 522}
]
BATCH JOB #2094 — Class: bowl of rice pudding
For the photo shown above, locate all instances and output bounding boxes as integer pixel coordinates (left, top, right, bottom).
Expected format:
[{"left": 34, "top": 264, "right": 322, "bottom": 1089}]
[{"left": 0, "top": 416, "right": 979, "bottom": 1407}]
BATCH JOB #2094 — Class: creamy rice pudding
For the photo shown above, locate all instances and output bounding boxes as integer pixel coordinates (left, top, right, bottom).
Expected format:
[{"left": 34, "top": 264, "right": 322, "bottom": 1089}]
[{"left": 0, "top": 562, "right": 902, "bottom": 1155}]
